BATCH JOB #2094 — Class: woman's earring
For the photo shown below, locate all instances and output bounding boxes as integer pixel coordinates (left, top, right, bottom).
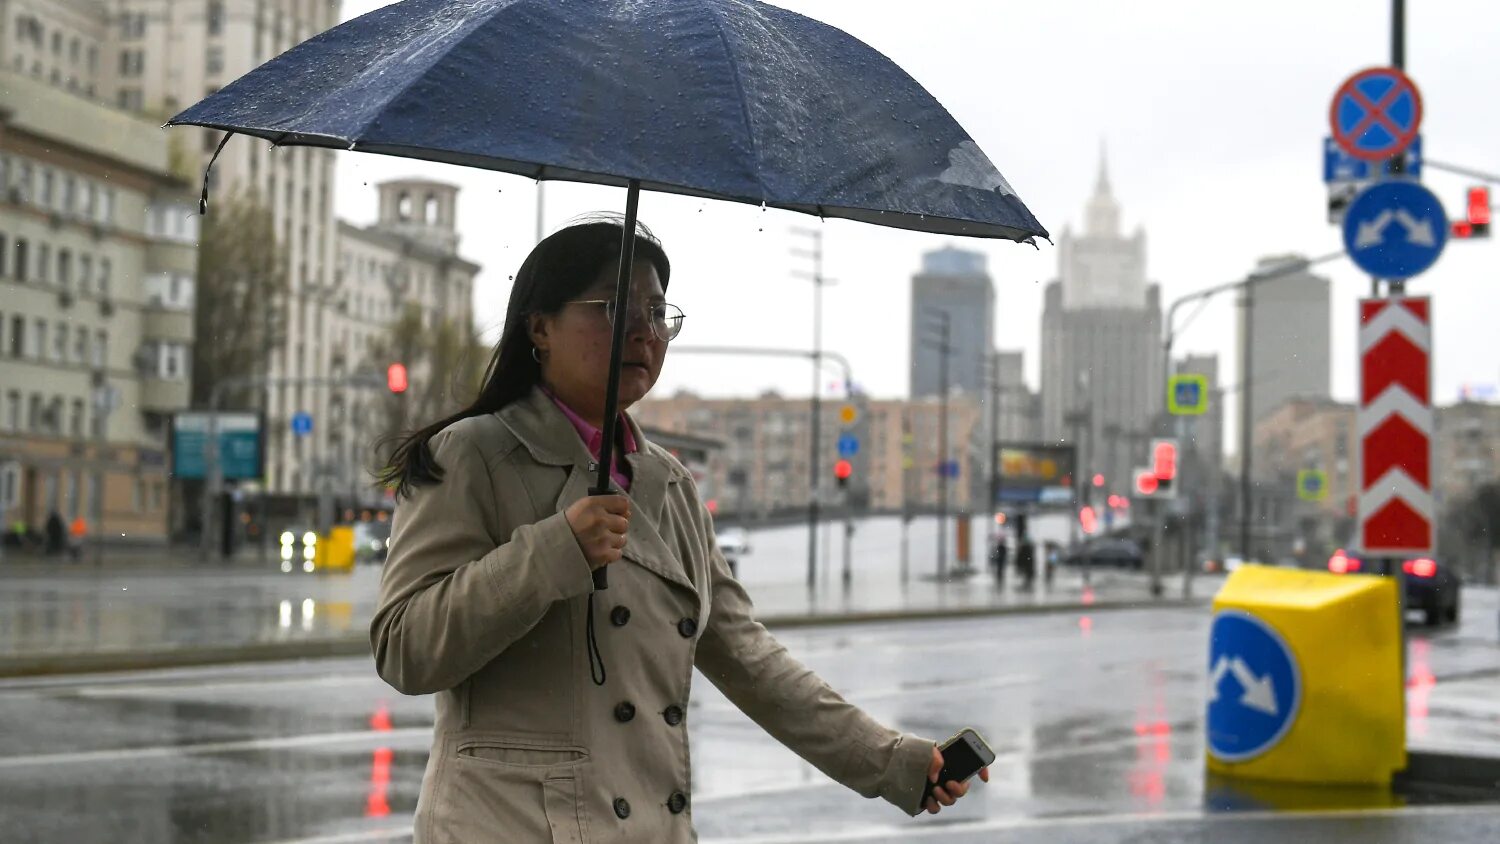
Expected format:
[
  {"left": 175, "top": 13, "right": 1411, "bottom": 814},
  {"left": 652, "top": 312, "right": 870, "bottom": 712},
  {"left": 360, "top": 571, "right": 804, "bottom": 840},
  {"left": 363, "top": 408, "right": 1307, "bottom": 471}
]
[{"left": 531, "top": 347, "right": 543, "bottom": 363}]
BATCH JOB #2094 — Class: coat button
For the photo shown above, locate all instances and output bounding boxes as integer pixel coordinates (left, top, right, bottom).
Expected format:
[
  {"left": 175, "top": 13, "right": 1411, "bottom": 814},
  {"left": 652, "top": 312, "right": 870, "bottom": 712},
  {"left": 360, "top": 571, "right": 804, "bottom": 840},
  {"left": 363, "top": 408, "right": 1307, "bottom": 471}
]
[
  {"left": 667, "top": 791, "right": 688, "bottom": 814},
  {"left": 613, "top": 797, "right": 631, "bottom": 819},
  {"left": 614, "top": 701, "right": 636, "bottom": 723},
  {"left": 677, "top": 617, "right": 698, "bottom": 638},
  {"left": 663, "top": 704, "right": 684, "bottom": 726},
  {"left": 611, "top": 606, "right": 631, "bottom": 627}
]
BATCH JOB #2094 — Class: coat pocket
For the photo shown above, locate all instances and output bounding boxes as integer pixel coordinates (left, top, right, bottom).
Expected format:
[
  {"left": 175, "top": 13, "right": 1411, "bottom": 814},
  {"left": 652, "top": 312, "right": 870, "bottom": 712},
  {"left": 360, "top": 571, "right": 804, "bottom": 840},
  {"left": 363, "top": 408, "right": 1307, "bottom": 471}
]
[{"left": 435, "top": 736, "right": 591, "bottom": 843}]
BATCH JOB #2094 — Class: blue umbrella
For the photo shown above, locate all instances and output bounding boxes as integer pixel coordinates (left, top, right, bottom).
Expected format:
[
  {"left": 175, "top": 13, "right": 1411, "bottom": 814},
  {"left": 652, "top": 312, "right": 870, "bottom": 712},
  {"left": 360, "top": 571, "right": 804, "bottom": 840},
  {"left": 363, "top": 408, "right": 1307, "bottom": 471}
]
[{"left": 169, "top": 0, "right": 1047, "bottom": 611}]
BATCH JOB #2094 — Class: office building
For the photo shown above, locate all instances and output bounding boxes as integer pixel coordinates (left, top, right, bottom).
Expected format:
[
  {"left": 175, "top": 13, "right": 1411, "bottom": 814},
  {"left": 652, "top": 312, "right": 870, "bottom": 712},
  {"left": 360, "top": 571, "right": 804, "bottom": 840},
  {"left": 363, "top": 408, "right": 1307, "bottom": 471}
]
[
  {"left": 909, "top": 246, "right": 993, "bottom": 398},
  {"left": 0, "top": 67, "right": 197, "bottom": 543},
  {"left": 1238, "top": 254, "right": 1331, "bottom": 426}
]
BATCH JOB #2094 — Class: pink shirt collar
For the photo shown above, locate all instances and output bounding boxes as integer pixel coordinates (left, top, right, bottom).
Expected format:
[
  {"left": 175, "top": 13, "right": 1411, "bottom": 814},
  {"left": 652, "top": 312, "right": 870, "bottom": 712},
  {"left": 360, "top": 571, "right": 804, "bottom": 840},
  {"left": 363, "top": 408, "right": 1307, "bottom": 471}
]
[{"left": 541, "top": 386, "right": 637, "bottom": 490}]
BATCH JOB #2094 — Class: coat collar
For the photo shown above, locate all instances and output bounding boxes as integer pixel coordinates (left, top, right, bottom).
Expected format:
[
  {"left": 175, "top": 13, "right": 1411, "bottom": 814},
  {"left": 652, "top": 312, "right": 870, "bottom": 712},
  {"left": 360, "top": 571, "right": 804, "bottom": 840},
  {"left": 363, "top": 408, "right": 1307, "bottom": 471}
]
[{"left": 497, "top": 387, "right": 695, "bottom": 593}]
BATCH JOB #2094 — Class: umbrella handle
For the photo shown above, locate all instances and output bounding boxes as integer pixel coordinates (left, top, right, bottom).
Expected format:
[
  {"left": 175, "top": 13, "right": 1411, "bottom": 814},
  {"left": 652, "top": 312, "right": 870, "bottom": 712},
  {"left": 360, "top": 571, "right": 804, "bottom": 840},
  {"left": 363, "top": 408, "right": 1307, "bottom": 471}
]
[{"left": 591, "top": 179, "right": 643, "bottom": 591}]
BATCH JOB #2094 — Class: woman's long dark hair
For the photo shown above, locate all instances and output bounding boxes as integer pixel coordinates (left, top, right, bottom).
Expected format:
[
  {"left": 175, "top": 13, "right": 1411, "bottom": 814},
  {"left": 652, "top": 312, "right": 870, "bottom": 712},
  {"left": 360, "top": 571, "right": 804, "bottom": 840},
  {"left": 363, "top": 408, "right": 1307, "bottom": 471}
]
[{"left": 378, "top": 217, "right": 670, "bottom": 499}]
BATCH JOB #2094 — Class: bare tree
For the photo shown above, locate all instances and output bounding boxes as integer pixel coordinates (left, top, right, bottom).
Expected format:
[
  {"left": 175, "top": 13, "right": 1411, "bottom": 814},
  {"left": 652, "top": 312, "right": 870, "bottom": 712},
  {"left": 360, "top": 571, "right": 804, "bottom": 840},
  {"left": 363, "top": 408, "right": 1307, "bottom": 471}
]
[{"left": 192, "top": 190, "right": 288, "bottom": 409}]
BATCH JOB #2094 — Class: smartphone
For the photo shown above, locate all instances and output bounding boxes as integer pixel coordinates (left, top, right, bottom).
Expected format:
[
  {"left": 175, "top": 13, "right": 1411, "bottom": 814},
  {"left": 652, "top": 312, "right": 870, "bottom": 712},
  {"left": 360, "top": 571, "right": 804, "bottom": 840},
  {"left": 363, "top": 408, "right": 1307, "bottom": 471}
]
[{"left": 921, "top": 728, "right": 996, "bottom": 808}]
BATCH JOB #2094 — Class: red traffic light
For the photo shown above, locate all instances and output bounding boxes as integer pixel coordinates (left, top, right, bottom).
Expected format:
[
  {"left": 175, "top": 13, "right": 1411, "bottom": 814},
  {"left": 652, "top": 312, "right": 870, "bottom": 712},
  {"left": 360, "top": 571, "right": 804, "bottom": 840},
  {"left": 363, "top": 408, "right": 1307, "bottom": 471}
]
[
  {"left": 1135, "top": 471, "right": 1159, "bottom": 496},
  {"left": 1092, "top": 473, "right": 1105, "bottom": 488},
  {"left": 1469, "top": 187, "right": 1491, "bottom": 226},
  {"left": 1153, "top": 441, "right": 1177, "bottom": 481},
  {"left": 387, "top": 363, "right": 408, "bottom": 394},
  {"left": 833, "top": 459, "right": 853, "bottom": 480}
]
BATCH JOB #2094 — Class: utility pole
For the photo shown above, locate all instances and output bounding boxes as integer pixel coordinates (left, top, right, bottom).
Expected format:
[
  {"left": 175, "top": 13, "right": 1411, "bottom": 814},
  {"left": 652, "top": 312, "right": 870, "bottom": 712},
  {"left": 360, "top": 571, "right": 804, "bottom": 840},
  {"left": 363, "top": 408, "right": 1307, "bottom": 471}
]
[
  {"left": 987, "top": 352, "right": 1002, "bottom": 554},
  {"left": 1239, "top": 280, "right": 1254, "bottom": 563},
  {"left": 791, "top": 228, "right": 832, "bottom": 591}
]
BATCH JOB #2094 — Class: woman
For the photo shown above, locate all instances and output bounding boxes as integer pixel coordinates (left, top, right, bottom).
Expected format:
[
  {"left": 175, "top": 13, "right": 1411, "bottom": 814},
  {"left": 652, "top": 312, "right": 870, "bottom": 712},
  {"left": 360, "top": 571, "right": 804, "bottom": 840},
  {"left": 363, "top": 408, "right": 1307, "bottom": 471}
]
[{"left": 372, "top": 219, "right": 985, "bottom": 843}]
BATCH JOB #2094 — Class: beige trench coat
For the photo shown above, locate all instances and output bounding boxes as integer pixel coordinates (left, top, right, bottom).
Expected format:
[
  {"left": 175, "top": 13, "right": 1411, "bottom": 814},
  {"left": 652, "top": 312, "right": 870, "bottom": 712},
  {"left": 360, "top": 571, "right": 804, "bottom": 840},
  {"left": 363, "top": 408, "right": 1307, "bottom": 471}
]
[{"left": 372, "top": 387, "right": 934, "bottom": 843}]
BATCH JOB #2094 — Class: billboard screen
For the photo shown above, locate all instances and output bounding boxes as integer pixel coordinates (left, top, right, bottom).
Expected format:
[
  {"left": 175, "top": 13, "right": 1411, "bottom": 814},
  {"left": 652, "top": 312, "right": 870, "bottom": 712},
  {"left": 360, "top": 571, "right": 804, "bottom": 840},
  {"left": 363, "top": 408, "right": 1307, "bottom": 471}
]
[
  {"left": 995, "top": 444, "right": 1076, "bottom": 505},
  {"left": 172, "top": 412, "right": 264, "bottom": 481}
]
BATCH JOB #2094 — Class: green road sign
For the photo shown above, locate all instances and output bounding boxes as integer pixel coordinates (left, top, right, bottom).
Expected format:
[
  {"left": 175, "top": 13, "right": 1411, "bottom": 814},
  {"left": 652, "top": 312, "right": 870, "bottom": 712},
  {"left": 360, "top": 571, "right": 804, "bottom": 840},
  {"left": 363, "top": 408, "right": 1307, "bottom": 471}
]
[
  {"left": 1167, "top": 374, "right": 1209, "bottom": 416},
  {"left": 1297, "top": 469, "right": 1330, "bottom": 502}
]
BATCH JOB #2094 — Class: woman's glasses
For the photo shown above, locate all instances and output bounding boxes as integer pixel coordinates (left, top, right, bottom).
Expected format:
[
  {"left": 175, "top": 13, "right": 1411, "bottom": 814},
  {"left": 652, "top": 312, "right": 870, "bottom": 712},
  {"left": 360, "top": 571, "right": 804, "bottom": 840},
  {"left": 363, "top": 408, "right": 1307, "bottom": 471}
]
[{"left": 567, "top": 299, "right": 685, "bottom": 343}]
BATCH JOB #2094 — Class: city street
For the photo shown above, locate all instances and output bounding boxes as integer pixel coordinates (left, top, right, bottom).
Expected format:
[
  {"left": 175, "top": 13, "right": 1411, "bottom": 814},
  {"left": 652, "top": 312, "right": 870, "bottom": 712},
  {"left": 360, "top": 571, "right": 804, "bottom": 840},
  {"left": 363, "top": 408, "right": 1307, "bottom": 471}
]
[
  {"left": 0, "top": 515, "right": 1139, "bottom": 673},
  {"left": 0, "top": 586, "right": 1496, "bottom": 842}
]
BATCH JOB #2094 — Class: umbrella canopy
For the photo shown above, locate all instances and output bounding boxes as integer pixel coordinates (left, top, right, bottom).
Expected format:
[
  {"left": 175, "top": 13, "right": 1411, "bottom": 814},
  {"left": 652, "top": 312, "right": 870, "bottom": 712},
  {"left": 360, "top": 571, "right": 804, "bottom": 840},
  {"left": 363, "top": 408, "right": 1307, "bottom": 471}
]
[{"left": 170, "top": 0, "right": 1046, "bottom": 242}]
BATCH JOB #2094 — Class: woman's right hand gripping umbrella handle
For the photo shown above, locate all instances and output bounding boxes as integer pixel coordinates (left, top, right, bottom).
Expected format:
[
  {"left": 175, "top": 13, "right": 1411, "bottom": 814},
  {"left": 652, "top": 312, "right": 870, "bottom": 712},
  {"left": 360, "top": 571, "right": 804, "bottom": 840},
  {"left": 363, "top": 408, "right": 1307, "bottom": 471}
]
[{"left": 567, "top": 493, "right": 631, "bottom": 589}]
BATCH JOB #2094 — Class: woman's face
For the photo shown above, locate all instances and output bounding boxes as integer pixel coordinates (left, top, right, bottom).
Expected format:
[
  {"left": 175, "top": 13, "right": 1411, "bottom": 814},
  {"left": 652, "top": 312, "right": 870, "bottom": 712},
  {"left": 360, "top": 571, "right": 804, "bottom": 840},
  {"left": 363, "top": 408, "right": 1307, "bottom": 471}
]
[{"left": 529, "top": 260, "right": 668, "bottom": 424}]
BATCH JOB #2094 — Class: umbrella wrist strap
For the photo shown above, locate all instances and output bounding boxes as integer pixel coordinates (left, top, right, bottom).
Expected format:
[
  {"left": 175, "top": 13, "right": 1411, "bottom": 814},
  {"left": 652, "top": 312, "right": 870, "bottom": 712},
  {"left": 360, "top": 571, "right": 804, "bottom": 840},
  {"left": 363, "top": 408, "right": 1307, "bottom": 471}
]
[{"left": 587, "top": 592, "right": 607, "bottom": 686}]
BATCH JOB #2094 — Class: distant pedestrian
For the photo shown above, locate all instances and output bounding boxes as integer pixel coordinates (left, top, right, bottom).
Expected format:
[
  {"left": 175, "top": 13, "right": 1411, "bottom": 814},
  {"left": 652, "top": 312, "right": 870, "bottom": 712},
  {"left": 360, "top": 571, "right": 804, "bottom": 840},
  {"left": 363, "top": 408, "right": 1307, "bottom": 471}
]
[
  {"left": 371, "top": 221, "right": 986, "bottom": 842},
  {"left": 44, "top": 511, "right": 65, "bottom": 556},
  {"left": 990, "top": 536, "right": 1008, "bottom": 582},
  {"left": 68, "top": 516, "right": 87, "bottom": 561},
  {"left": 1017, "top": 538, "right": 1037, "bottom": 588}
]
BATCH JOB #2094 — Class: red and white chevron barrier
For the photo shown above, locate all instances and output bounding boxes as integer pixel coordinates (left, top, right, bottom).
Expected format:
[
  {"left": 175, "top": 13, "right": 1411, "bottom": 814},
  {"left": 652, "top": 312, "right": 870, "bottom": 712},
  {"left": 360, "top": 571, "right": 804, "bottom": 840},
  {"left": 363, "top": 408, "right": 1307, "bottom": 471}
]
[{"left": 1358, "top": 296, "right": 1433, "bottom": 555}]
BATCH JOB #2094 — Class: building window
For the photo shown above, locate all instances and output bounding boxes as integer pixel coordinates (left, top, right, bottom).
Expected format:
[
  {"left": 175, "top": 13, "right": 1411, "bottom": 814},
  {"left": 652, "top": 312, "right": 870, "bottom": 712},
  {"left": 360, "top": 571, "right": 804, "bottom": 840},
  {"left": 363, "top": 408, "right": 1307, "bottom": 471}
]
[
  {"left": 37, "top": 244, "right": 49, "bottom": 283},
  {"left": 51, "top": 31, "right": 61, "bottom": 55},
  {"left": 87, "top": 46, "right": 97, "bottom": 72},
  {"left": 208, "top": 2, "right": 225, "bottom": 36},
  {"left": 93, "top": 329, "right": 106, "bottom": 369},
  {"left": 70, "top": 398, "right": 84, "bottom": 437},
  {"left": 4, "top": 391, "right": 18, "bottom": 431},
  {"left": 74, "top": 326, "right": 87, "bottom": 362},
  {"left": 206, "top": 45, "right": 224, "bottom": 75},
  {"left": 58, "top": 250, "right": 70, "bottom": 287},
  {"left": 99, "top": 189, "right": 113, "bottom": 224},
  {"left": 13, "top": 238, "right": 25, "bottom": 280},
  {"left": 27, "top": 393, "right": 41, "bottom": 432},
  {"left": 40, "top": 169, "right": 53, "bottom": 206},
  {"left": 99, "top": 259, "right": 111, "bottom": 297},
  {"left": 0, "top": 233, "right": 6, "bottom": 275},
  {"left": 79, "top": 255, "right": 91, "bottom": 292},
  {"left": 52, "top": 323, "right": 65, "bottom": 361},
  {"left": 8, "top": 316, "right": 21, "bottom": 356}
]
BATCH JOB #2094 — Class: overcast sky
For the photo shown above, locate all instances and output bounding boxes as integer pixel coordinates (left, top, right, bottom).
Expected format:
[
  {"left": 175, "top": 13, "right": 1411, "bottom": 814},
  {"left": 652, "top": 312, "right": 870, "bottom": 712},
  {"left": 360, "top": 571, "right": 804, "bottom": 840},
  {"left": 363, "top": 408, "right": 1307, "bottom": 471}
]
[{"left": 333, "top": 0, "right": 1500, "bottom": 449}]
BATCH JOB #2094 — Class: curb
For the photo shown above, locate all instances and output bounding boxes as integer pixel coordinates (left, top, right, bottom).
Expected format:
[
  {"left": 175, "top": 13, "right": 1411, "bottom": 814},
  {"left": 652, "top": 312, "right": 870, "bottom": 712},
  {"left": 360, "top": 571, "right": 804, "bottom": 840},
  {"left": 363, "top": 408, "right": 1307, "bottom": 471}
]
[
  {"left": 0, "top": 597, "right": 1206, "bottom": 679},
  {"left": 1399, "top": 749, "right": 1500, "bottom": 793}
]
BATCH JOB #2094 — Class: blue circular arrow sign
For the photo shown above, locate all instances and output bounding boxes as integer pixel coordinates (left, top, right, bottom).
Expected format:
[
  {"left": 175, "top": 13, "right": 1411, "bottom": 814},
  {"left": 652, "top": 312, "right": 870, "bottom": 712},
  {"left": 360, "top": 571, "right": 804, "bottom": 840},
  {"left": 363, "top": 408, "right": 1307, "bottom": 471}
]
[
  {"left": 1342, "top": 181, "right": 1447, "bottom": 279},
  {"left": 1207, "top": 611, "right": 1302, "bottom": 763}
]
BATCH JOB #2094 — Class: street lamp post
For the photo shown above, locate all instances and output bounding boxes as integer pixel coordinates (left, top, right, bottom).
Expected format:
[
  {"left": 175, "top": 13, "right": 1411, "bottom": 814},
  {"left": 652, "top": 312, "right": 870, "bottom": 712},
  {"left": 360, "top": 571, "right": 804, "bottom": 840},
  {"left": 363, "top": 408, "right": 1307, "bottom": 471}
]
[
  {"left": 1158, "top": 251, "right": 1346, "bottom": 588},
  {"left": 792, "top": 228, "right": 834, "bottom": 591}
]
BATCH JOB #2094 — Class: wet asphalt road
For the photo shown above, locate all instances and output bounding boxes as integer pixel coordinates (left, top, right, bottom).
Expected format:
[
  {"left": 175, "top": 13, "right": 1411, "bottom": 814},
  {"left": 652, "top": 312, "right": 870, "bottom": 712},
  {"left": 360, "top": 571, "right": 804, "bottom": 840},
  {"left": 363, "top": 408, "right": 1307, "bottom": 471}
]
[{"left": 1, "top": 594, "right": 1498, "bottom": 843}]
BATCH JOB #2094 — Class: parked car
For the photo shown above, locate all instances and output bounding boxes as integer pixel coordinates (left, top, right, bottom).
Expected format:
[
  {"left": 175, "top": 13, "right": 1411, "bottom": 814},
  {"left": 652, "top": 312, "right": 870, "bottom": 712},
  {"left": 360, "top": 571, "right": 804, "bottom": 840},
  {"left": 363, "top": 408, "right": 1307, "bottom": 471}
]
[
  {"left": 1327, "top": 549, "right": 1461, "bottom": 626},
  {"left": 715, "top": 527, "right": 751, "bottom": 577},
  {"left": 1064, "top": 538, "right": 1144, "bottom": 570}
]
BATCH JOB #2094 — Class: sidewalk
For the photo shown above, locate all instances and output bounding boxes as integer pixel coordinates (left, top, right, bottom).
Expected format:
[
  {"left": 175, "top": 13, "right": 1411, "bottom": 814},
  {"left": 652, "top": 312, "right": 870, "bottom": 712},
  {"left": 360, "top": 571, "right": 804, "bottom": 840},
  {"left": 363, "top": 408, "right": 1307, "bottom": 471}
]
[{"left": 0, "top": 557, "right": 1200, "bottom": 677}]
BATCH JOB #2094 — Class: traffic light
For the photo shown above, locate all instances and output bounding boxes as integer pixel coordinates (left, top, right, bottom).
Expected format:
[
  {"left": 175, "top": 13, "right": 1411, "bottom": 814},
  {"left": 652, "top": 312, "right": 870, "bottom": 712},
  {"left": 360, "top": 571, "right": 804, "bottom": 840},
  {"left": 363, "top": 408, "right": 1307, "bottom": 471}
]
[
  {"left": 834, "top": 459, "right": 853, "bottom": 489},
  {"left": 1148, "top": 438, "right": 1178, "bottom": 499},
  {"left": 1135, "top": 470, "right": 1159, "bottom": 496},
  {"left": 1452, "top": 186, "right": 1491, "bottom": 239},
  {"left": 387, "top": 362, "right": 408, "bottom": 393}
]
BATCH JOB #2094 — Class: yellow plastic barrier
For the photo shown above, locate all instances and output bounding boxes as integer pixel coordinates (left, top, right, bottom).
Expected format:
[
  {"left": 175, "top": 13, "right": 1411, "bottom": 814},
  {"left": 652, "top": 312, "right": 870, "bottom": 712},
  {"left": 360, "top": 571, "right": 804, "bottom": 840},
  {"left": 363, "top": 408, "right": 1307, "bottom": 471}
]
[
  {"left": 313, "top": 526, "right": 356, "bottom": 573},
  {"left": 1206, "top": 565, "right": 1404, "bottom": 786}
]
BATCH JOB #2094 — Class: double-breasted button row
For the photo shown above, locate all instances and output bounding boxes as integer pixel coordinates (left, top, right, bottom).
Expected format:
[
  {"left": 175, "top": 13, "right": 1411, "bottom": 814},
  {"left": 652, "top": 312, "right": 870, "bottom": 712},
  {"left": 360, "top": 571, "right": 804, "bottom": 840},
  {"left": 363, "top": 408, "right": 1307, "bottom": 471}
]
[
  {"left": 611, "top": 605, "right": 631, "bottom": 627},
  {"left": 667, "top": 791, "right": 688, "bottom": 814},
  {"left": 677, "top": 616, "right": 698, "bottom": 638},
  {"left": 613, "top": 797, "right": 631, "bottom": 819},
  {"left": 614, "top": 701, "right": 636, "bottom": 723},
  {"left": 663, "top": 704, "right": 684, "bottom": 726}
]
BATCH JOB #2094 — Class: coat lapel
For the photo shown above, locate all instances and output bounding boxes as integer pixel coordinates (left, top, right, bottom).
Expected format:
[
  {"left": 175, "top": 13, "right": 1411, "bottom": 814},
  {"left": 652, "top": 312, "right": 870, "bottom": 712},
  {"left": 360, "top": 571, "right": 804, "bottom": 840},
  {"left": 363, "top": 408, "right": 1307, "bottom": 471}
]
[{"left": 498, "top": 388, "right": 695, "bottom": 595}]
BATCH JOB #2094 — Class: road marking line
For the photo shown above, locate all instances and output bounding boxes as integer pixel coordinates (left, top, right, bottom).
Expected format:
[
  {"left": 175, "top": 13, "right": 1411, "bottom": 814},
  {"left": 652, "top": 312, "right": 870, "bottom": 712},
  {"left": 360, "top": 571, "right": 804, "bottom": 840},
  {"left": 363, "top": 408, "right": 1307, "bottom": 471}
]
[
  {"left": 259, "top": 826, "right": 414, "bottom": 844},
  {"left": 699, "top": 801, "right": 1500, "bottom": 843},
  {"left": 0, "top": 727, "right": 431, "bottom": 769}
]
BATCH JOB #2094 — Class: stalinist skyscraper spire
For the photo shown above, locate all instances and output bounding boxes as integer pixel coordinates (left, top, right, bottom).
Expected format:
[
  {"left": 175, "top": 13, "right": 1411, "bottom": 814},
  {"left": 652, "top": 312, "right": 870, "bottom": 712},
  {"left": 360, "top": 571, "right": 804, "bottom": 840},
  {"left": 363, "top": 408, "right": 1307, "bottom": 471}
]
[{"left": 1041, "top": 141, "right": 1164, "bottom": 496}]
